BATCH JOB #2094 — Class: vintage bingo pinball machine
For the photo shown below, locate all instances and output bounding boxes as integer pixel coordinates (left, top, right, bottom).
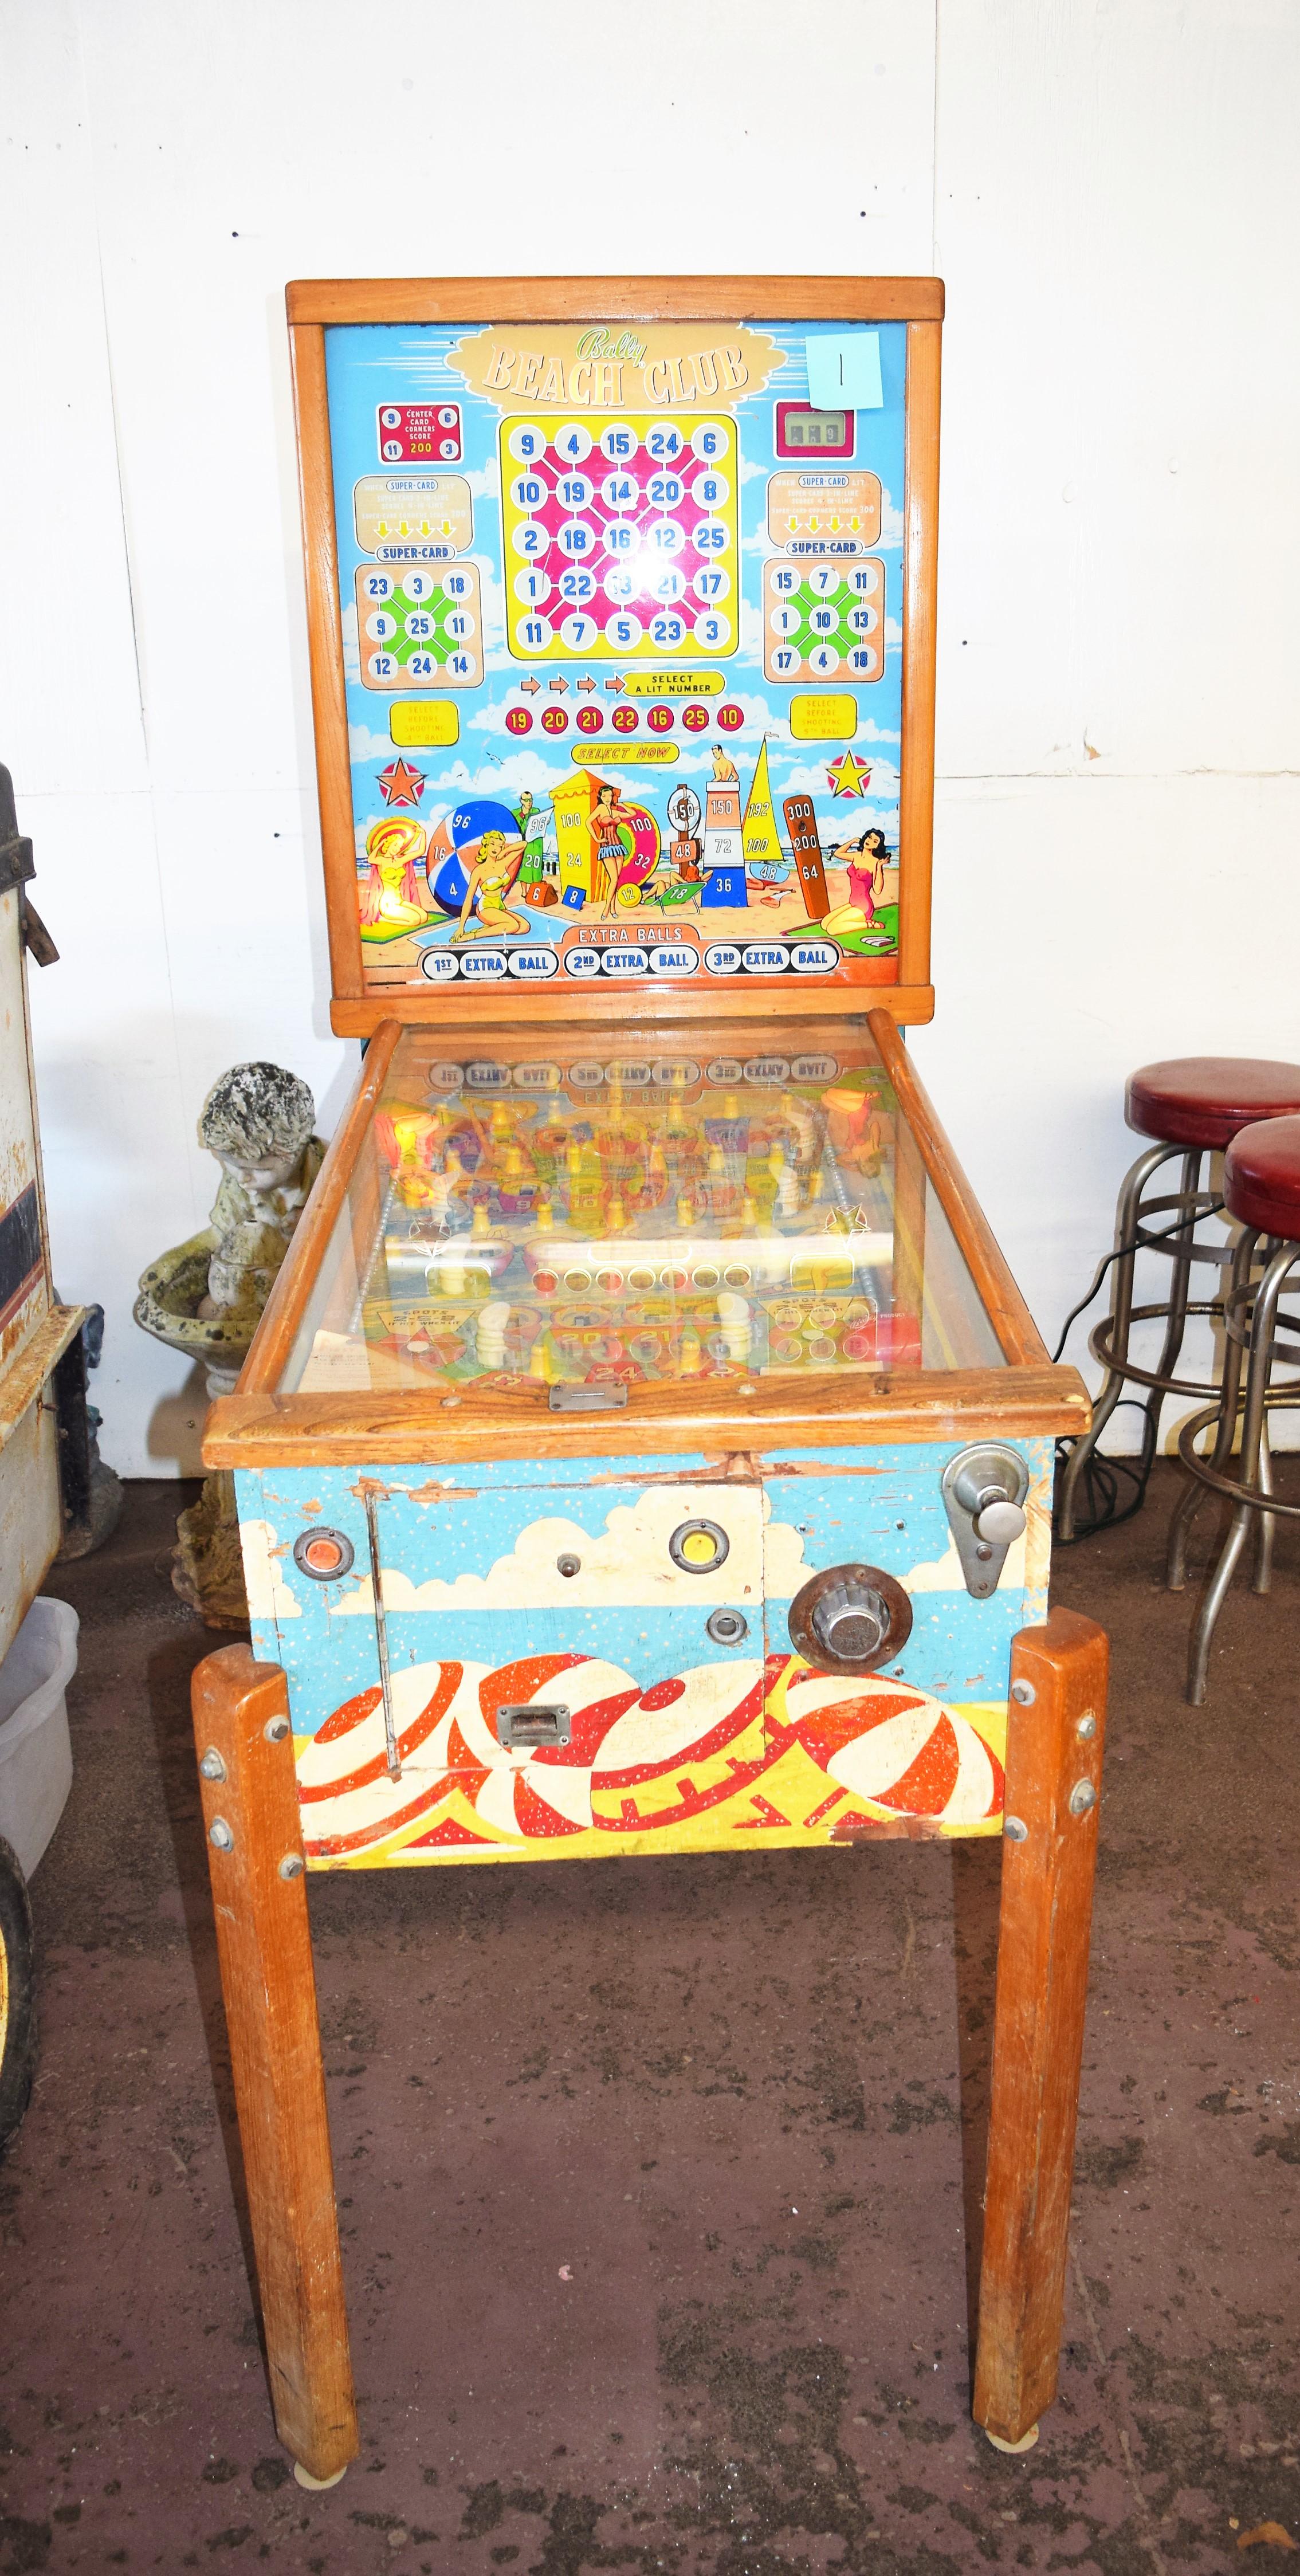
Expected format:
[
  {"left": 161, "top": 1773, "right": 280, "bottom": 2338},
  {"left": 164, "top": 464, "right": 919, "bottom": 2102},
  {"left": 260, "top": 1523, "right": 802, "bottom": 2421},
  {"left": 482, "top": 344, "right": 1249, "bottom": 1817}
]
[{"left": 191, "top": 279, "right": 1105, "bottom": 2488}]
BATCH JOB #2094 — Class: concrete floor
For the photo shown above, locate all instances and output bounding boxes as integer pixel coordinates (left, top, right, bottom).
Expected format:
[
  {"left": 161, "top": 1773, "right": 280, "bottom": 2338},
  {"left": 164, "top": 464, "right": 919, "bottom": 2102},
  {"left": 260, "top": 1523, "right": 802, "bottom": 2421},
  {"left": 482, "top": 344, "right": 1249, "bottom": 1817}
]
[{"left": 2, "top": 1466, "right": 1298, "bottom": 2574}]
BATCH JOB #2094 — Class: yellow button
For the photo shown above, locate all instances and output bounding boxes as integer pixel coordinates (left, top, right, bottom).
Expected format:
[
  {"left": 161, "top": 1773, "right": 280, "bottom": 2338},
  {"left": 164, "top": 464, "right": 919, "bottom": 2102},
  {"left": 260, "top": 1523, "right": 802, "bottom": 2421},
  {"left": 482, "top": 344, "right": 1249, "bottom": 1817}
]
[{"left": 680, "top": 1529, "right": 718, "bottom": 1566}]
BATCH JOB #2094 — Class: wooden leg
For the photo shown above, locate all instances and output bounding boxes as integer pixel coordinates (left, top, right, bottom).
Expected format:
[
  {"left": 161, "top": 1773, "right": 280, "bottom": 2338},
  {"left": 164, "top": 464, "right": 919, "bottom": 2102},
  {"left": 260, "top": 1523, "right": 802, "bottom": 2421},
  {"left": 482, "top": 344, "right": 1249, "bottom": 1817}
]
[
  {"left": 192, "top": 1644, "right": 358, "bottom": 2484},
  {"left": 972, "top": 1608, "right": 1109, "bottom": 2448}
]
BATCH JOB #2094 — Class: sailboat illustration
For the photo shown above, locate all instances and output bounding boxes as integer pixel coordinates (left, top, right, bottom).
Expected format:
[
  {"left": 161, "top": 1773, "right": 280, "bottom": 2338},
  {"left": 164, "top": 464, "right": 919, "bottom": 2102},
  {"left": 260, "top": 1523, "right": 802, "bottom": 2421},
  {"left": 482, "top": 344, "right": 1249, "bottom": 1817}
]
[{"left": 741, "top": 740, "right": 791, "bottom": 890}]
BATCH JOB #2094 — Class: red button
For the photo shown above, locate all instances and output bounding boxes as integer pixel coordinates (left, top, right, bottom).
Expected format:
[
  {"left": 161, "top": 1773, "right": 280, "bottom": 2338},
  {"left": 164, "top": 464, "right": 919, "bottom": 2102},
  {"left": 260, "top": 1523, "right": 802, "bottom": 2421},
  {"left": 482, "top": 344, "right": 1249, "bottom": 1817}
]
[{"left": 302, "top": 1536, "right": 345, "bottom": 1575}]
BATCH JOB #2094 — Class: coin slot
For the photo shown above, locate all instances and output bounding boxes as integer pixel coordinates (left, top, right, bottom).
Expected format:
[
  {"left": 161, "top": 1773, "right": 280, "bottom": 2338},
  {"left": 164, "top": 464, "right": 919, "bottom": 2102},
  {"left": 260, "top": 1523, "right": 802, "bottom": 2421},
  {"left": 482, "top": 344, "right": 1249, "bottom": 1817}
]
[{"left": 496, "top": 1702, "right": 572, "bottom": 1750}]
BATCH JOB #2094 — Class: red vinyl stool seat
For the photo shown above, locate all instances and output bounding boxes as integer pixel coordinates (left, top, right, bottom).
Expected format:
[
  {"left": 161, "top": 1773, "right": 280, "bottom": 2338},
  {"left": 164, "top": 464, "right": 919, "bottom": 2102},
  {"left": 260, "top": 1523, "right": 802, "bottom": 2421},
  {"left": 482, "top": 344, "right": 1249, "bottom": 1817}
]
[
  {"left": 1060, "top": 1059, "right": 1300, "bottom": 1546},
  {"left": 1223, "top": 1114, "right": 1300, "bottom": 1238},
  {"left": 1127, "top": 1058, "right": 1300, "bottom": 1151}
]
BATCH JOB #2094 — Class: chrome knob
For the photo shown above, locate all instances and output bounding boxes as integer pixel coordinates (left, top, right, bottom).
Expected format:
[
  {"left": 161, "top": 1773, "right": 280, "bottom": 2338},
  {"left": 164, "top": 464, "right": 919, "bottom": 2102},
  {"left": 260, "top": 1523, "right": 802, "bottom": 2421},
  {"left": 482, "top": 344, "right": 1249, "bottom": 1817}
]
[
  {"left": 788, "top": 1563, "right": 913, "bottom": 1676},
  {"left": 811, "top": 1580, "right": 887, "bottom": 1664},
  {"left": 953, "top": 1464, "right": 1027, "bottom": 1545}
]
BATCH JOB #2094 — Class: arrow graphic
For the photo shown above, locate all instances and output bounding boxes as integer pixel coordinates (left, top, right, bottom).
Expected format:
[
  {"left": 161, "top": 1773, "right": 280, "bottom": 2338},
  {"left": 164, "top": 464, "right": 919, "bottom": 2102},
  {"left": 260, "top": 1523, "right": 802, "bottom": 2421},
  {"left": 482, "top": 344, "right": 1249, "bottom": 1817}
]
[
  {"left": 548, "top": 676, "right": 570, "bottom": 694},
  {"left": 519, "top": 676, "right": 540, "bottom": 696},
  {"left": 604, "top": 674, "right": 626, "bottom": 693},
  {"left": 577, "top": 674, "right": 596, "bottom": 693}
]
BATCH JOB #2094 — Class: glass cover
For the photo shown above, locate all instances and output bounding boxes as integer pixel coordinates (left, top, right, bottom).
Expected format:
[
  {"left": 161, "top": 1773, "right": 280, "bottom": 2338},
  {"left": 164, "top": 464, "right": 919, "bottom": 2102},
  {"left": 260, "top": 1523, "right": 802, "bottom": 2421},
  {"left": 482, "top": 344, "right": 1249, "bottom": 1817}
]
[{"left": 283, "top": 1028, "right": 1006, "bottom": 1394}]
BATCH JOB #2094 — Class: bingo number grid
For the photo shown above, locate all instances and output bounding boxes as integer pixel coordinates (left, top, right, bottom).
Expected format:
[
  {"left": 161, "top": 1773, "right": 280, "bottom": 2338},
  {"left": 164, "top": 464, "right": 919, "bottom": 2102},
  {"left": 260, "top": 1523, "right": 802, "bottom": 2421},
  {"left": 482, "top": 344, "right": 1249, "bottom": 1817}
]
[
  {"left": 499, "top": 414, "right": 741, "bottom": 662},
  {"left": 355, "top": 562, "right": 484, "bottom": 690},
  {"left": 762, "top": 557, "right": 885, "bottom": 685}
]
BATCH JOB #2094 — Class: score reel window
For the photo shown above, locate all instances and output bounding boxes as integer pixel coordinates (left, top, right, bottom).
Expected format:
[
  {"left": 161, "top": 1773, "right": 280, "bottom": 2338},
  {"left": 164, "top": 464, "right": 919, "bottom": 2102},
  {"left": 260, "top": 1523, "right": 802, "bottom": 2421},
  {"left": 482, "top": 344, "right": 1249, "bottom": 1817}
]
[{"left": 500, "top": 414, "right": 741, "bottom": 662}]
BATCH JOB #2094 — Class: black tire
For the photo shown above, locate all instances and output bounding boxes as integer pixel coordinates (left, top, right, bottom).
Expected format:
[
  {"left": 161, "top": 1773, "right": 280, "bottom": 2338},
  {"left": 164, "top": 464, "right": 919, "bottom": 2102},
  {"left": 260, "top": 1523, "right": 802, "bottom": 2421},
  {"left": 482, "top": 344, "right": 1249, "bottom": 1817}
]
[{"left": 0, "top": 1836, "right": 36, "bottom": 2160}]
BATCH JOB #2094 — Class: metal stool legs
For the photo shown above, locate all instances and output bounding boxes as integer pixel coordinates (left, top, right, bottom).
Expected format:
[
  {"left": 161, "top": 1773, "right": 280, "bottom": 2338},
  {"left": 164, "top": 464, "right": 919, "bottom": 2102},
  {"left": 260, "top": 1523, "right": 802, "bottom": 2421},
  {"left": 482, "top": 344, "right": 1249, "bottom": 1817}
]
[
  {"left": 1058, "top": 1144, "right": 1219, "bottom": 1542},
  {"left": 1179, "top": 1240, "right": 1297, "bottom": 1706},
  {"left": 1165, "top": 1225, "right": 1256, "bottom": 1591}
]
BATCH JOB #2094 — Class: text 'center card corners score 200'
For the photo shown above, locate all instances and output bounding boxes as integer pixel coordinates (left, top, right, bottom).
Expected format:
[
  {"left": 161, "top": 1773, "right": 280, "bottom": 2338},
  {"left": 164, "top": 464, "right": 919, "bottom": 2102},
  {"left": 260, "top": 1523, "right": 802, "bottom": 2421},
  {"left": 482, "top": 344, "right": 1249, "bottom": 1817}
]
[{"left": 324, "top": 317, "right": 908, "bottom": 1000}]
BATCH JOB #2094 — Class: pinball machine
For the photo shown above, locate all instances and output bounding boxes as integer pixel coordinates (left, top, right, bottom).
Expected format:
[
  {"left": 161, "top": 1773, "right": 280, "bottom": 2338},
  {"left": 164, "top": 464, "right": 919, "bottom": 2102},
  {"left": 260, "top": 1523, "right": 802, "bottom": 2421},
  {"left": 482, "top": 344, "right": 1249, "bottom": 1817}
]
[{"left": 191, "top": 278, "right": 1105, "bottom": 2487}]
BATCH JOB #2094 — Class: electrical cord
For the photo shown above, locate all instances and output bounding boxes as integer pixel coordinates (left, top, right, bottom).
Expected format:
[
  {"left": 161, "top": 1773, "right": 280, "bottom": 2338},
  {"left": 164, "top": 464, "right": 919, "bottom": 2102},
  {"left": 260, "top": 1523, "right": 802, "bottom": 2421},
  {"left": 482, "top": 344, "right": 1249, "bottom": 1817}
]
[{"left": 1051, "top": 1197, "right": 1224, "bottom": 1544}]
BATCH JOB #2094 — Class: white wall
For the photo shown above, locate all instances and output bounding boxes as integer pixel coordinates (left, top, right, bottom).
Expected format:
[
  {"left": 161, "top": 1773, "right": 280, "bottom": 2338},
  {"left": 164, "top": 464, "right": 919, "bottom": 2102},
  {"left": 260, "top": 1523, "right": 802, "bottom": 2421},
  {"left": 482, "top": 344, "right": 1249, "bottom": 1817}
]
[{"left": 3, "top": 0, "right": 1297, "bottom": 1474}]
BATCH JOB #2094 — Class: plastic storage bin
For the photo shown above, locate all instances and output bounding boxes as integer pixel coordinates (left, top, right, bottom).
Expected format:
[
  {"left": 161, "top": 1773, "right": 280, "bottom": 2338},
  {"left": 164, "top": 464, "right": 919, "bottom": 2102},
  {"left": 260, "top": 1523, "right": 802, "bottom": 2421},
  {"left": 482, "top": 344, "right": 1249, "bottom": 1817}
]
[{"left": 0, "top": 1597, "right": 78, "bottom": 1878}]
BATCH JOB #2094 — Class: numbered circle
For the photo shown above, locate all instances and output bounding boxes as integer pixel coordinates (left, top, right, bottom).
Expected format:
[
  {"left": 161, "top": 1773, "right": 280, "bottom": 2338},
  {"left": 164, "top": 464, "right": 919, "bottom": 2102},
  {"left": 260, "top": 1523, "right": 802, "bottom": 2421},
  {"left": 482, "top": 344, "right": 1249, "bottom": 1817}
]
[
  {"left": 379, "top": 406, "right": 401, "bottom": 429},
  {"left": 647, "top": 703, "right": 674, "bottom": 732},
  {"left": 649, "top": 612, "right": 686, "bottom": 649},
  {"left": 646, "top": 473, "right": 684, "bottom": 507},
  {"left": 611, "top": 703, "right": 639, "bottom": 732},
  {"left": 769, "top": 604, "right": 800, "bottom": 636},
  {"left": 771, "top": 646, "right": 799, "bottom": 675},
  {"left": 365, "top": 610, "right": 398, "bottom": 641},
  {"left": 508, "top": 422, "right": 547, "bottom": 462},
  {"left": 557, "top": 474, "right": 592, "bottom": 509},
  {"left": 849, "top": 647, "right": 879, "bottom": 673},
  {"left": 649, "top": 518, "right": 685, "bottom": 556},
  {"left": 691, "top": 421, "right": 730, "bottom": 461},
  {"left": 604, "top": 519, "right": 637, "bottom": 556},
  {"left": 604, "top": 565, "right": 638, "bottom": 604},
  {"left": 645, "top": 421, "right": 684, "bottom": 462},
  {"left": 692, "top": 566, "right": 730, "bottom": 604},
  {"left": 599, "top": 421, "right": 638, "bottom": 463},
  {"left": 361, "top": 570, "right": 394, "bottom": 602},
  {"left": 560, "top": 613, "right": 598, "bottom": 652},
  {"left": 437, "top": 405, "right": 459, "bottom": 429},
  {"left": 505, "top": 706, "right": 533, "bottom": 735},
  {"left": 404, "top": 569, "right": 435, "bottom": 600},
  {"left": 690, "top": 471, "right": 730, "bottom": 508},
  {"left": 441, "top": 568, "right": 473, "bottom": 599},
  {"left": 809, "top": 606, "right": 838, "bottom": 634},
  {"left": 514, "top": 567, "right": 552, "bottom": 606},
  {"left": 607, "top": 613, "right": 643, "bottom": 651},
  {"left": 849, "top": 603, "right": 878, "bottom": 634},
  {"left": 808, "top": 565, "right": 839, "bottom": 597},
  {"left": 516, "top": 614, "right": 554, "bottom": 654},
  {"left": 367, "top": 652, "right": 398, "bottom": 681},
  {"left": 510, "top": 472, "right": 547, "bottom": 509},
  {"left": 403, "top": 610, "right": 434, "bottom": 638},
  {"left": 553, "top": 422, "right": 592, "bottom": 463},
  {"left": 681, "top": 703, "right": 709, "bottom": 733},
  {"left": 512, "top": 520, "right": 547, "bottom": 559},
  {"left": 692, "top": 519, "right": 728, "bottom": 555},
  {"left": 807, "top": 643, "right": 840, "bottom": 676},
  {"left": 717, "top": 703, "right": 744, "bottom": 731},
  {"left": 850, "top": 564, "right": 882, "bottom": 595},
  {"left": 541, "top": 705, "right": 568, "bottom": 734},
  {"left": 651, "top": 565, "right": 686, "bottom": 603},
  {"left": 600, "top": 470, "right": 638, "bottom": 511},
  {"left": 694, "top": 611, "right": 730, "bottom": 650},
  {"left": 558, "top": 518, "right": 595, "bottom": 559},
  {"left": 407, "top": 652, "right": 436, "bottom": 678},
  {"left": 444, "top": 610, "right": 475, "bottom": 640},
  {"left": 558, "top": 568, "right": 597, "bottom": 606},
  {"left": 576, "top": 704, "right": 603, "bottom": 735},
  {"left": 446, "top": 652, "right": 474, "bottom": 678},
  {"left": 770, "top": 564, "right": 798, "bottom": 596}
]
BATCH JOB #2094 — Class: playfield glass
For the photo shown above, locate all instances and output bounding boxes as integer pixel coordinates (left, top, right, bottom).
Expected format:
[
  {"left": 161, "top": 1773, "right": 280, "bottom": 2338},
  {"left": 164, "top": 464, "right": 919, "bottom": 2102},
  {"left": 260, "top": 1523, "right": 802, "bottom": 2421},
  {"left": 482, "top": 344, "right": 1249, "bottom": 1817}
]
[{"left": 282, "top": 1026, "right": 1006, "bottom": 1395}]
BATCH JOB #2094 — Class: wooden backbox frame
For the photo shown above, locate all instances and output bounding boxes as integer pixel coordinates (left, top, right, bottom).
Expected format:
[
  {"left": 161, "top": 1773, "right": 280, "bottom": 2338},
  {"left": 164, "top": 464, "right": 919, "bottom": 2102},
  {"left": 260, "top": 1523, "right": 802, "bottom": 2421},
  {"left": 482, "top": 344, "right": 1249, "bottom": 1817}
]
[{"left": 285, "top": 276, "right": 944, "bottom": 1039}]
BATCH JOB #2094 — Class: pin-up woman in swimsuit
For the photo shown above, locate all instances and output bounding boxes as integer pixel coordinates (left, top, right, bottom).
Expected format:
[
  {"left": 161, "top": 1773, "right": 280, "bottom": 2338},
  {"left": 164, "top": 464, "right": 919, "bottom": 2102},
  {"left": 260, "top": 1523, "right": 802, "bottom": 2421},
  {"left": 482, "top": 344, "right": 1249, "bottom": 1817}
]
[
  {"left": 455, "top": 830, "right": 528, "bottom": 941},
  {"left": 830, "top": 824, "right": 889, "bottom": 926}
]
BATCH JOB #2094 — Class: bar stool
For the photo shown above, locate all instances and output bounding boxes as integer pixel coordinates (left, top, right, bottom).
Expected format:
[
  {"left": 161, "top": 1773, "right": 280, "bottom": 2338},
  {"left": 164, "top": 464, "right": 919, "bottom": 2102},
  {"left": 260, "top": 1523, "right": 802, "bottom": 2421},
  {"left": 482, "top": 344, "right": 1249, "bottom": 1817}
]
[
  {"left": 1174, "top": 1116, "right": 1300, "bottom": 1703},
  {"left": 1057, "top": 1058, "right": 1300, "bottom": 1542}
]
